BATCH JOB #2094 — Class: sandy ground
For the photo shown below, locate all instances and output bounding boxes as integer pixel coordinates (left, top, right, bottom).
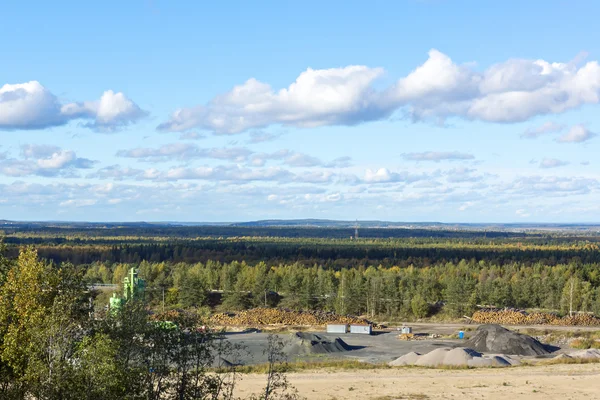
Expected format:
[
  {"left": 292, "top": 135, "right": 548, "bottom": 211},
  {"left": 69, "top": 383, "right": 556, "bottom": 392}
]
[{"left": 234, "top": 363, "right": 600, "bottom": 399}]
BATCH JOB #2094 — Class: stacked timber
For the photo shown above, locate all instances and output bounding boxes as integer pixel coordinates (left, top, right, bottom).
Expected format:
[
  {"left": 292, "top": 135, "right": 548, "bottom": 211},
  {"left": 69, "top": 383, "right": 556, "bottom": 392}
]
[
  {"left": 210, "top": 308, "right": 371, "bottom": 327},
  {"left": 471, "top": 310, "right": 600, "bottom": 326}
]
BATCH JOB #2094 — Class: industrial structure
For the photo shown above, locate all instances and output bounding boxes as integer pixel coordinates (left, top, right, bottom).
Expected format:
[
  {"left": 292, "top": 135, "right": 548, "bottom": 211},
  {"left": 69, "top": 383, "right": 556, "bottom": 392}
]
[{"left": 109, "top": 267, "right": 146, "bottom": 312}]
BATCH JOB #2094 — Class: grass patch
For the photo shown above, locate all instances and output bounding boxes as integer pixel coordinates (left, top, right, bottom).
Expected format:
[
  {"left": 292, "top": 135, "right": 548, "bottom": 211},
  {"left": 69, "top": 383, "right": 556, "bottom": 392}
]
[
  {"left": 217, "top": 359, "right": 481, "bottom": 374},
  {"left": 229, "top": 359, "right": 393, "bottom": 374},
  {"left": 538, "top": 357, "right": 600, "bottom": 366}
]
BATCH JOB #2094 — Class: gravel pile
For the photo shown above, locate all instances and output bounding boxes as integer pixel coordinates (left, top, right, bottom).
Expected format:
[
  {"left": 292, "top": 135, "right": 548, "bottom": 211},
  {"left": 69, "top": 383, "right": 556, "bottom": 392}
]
[
  {"left": 566, "top": 349, "right": 600, "bottom": 359},
  {"left": 463, "top": 324, "right": 552, "bottom": 356},
  {"left": 284, "top": 332, "right": 352, "bottom": 355},
  {"left": 389, "top": 347, "right": 516, "bottom": 368}
]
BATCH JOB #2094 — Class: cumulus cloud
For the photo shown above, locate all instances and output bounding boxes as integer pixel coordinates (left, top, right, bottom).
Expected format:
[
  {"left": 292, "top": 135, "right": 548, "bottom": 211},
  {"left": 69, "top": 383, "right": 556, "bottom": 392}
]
[
  {"left": 402, "top": 151, "right": 475, "bottom": 162},
  {"left": 157, "top": 66, "right": 387, "bottom": 134},
  {"left": 0, "top": 145, "right": 95, "bottom": 177},
  {"left": 521, "top": 121, "right": 565, "bottom": 138},
  {"left": 0, "top": 81, "right": 146, "bottom": 131},
  {"left": 539, "top": 158, "right": 569, "bottom": 168},
  {"left": 158, "top": 50, "right": 600, "bottom": 134},
  {"left": 557, "top": 124, "right": 596, "bottom": 143}
]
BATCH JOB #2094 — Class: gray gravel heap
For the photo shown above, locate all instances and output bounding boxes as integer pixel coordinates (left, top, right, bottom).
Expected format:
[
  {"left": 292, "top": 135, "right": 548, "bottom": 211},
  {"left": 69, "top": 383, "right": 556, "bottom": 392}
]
[
  {"left": 463, "top": 324, "right": 551, "bottom": 356},
  {"left": 285, "top": 332, "right": 352, "bottom": 355}
]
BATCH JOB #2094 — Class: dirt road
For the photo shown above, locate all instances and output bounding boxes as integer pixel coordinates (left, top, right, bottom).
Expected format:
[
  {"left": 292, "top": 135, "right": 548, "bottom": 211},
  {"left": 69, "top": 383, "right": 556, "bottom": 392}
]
[{"left": 234, "top": 363, "right": 600, "bottom": 399}]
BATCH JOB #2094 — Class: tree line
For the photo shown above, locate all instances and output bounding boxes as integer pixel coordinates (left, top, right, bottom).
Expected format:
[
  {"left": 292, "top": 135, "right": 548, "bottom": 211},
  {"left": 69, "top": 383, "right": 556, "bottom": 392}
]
[
  {"left": 5, "top": 236, "right": 600, "bottom": 269},
  {"left": 85, "top": 258, "right": 600, "bottom": 319}
]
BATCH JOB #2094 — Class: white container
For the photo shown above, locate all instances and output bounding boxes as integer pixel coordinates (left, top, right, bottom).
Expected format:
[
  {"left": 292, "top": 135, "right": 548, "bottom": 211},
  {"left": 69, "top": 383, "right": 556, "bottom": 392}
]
[
  {"left": 350, "top": 324, "right": 372, "bottom": 335},
  {"left": 327, "top": 324, "right": 348, "bottom": 334},
  {"left": 401, "top": 326, "right": 412, "bottom": 334}
]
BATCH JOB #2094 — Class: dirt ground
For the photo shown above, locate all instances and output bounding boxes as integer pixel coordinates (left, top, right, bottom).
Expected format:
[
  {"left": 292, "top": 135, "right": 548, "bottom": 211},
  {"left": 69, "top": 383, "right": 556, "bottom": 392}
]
[{"left": 234, "top": 363, "right": 600, "bottom": 399}]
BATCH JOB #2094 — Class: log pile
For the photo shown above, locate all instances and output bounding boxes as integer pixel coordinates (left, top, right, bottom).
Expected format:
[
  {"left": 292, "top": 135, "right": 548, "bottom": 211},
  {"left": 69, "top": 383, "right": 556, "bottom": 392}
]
[
  {"left": 210, "top": 308, "right": 370, "bottom": 327},
  {"left": 471, "top": 309, "right": 600, "bottom": 326}
]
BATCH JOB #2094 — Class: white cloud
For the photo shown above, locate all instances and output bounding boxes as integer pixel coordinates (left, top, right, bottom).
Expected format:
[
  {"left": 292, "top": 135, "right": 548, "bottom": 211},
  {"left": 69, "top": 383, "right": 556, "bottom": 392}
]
[
  {"left": 20, "top": 144, "right": 61, "bottom": 158},
  {"left": 88, "top": 165, "right": 145, "bottom": 180},
  {"left": 0, "top": 81, "right": 146, "bottom": 131},
  {"left": 0, "top": 145, "right": 95, "bottom": 177},
  {"left": 557, "top": 124, "right": 596, "bottom": 143},
  {"left": 458, "top": 201, "right": 474, "bottom": 211},
  {"left": 59, "top": 199, "right": 97, "bottom": 207},
  {"left": 324, "top": 156, "right": 353, "bottom": 168},
  {"left": 502, "top": 175, "right": 598, "bottom": 196},
  {"left": 158, "top": 50, "right": 600, "bottom": 134},
  {"left": 117, "top": 144, "right": 253, "bottom": 162},
  {"left": 363, "top": 168, "right": 425, "bottom": 183},
  {"left": 284, "top": 153, "right": 322, "bottom": 167},
  {"left": 249, "top": 149, "right": 347, "bottom": 169},
  {"left": 247, "top": 130, "right": 284, "bottom": 143},
  {"left": 0, "top": 82, "right": 65, "bottom": 129},
  {"left": 62, "top": 90, "right": 147, "bottom": 131},
  {"left": 445, "top": 167, "right": 487, "bottom": 183},
  {"left": 516, "top": 209, "right": 531, "bottom": 218},
  {"left": 158, "top": 66, "right": 386, "bottom": 134},
  {"left": 539, "top": 158, "right": 569, "bottom": 168},
  {"left": 521, "top": 121, "right": 565, "bottom": 138},
  {"left": 402, "top": 151, "right": 474, "bottom": 162}
]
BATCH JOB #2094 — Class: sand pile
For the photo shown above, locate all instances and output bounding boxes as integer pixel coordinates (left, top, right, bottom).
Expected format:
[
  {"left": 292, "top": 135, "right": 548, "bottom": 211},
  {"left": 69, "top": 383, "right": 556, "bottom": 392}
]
[
  {"left": 566, "top": 349, "right": 600, "bottom": 359},
  {"left": 389, "top": 347, "right": 516, "bottom": 368},
  {"left": 284, "top": 332, "right": 352, "bottom": 355},
  {"left": 463, "top": 324, "right": 552, "bottom": 356}
]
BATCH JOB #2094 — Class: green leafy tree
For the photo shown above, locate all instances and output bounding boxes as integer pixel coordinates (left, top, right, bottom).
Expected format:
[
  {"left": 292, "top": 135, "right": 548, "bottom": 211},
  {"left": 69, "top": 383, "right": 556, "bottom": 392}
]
[{"left": 410, "top": 293, "right": 429, "bottom": 318}]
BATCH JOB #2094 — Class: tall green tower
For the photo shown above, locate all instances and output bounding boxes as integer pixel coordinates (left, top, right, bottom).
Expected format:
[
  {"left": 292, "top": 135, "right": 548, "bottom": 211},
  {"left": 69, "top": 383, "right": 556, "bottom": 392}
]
[{"left": 109, "top": 267, "right": 146, "bottom": 313}]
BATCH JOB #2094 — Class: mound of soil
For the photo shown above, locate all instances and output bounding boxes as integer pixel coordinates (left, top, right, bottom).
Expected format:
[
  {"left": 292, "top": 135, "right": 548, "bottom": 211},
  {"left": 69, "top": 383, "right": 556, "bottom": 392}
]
[
  {"left": 389, "top": 347, "right": 514, "bottom": 368},
  {"left": 463, "top": 324, "right": 552, "bottom": 356},
  {"left": 568, "top": 349, "right": 600, "bottom": 359},
  {"left": 285, "top": 332, "right": 352, "bottom": 355}
]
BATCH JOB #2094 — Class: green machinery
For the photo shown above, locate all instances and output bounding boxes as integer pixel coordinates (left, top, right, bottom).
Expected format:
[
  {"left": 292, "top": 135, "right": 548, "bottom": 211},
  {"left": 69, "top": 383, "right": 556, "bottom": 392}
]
[
  {"left": 109, "top": 267, "right": 146, "bottom": 312},
  {"left": 108, "top": 268, "right": 177, "bottom": 330}
]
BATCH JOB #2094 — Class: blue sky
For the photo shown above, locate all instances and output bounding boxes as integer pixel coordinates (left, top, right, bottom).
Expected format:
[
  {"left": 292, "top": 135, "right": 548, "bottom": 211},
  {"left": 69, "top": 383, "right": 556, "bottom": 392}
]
[{"left": 1, "top": 0, "right": 600, "bottom": 222}]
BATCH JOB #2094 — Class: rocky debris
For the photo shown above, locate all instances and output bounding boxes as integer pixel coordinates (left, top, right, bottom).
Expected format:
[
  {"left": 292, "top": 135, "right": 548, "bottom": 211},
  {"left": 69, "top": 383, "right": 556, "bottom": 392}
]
[
  {"left": 471, "top": 310, "right": 600, "bottom": 326},
  {"left": 389, "top": 347, "right": 516, "bottom": 368},
  {"left": 211, "top": 308, "right": 371, "bottom": 327},
  {"left": 463, "top": 324, "right": 553, "bottom": 356}
]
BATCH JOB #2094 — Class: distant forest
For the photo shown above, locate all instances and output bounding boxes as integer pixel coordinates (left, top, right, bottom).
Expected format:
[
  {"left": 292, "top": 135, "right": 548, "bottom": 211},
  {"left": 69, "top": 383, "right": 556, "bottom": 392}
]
[{"left": 2, "top": 225, "right": 600, "bottom": 319}]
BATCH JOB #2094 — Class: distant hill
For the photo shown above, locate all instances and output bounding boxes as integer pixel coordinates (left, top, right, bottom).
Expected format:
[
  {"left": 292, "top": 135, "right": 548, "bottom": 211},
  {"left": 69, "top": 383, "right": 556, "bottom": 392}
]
[{"left": 1, "top": 219, "right": 600, "bottom": 233}]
